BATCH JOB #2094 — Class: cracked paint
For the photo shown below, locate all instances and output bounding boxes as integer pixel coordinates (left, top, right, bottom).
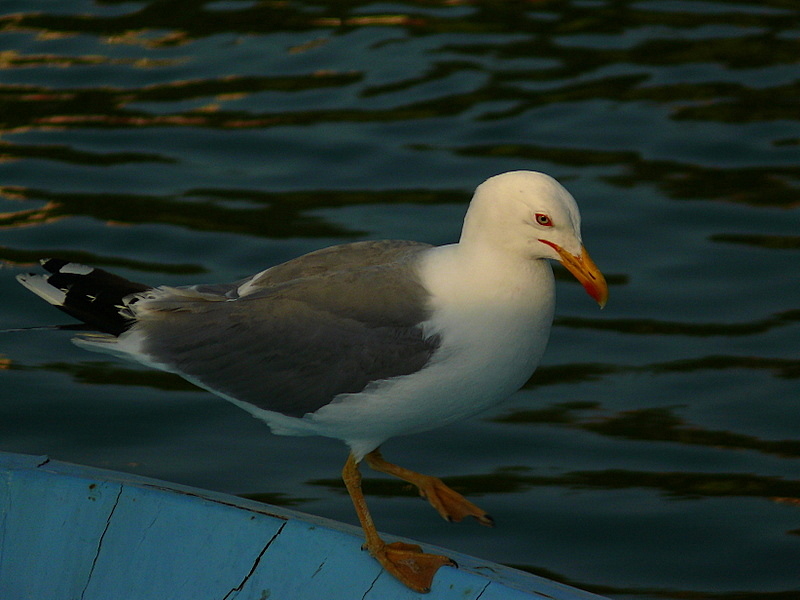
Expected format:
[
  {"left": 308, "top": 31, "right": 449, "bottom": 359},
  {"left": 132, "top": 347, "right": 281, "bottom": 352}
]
[
  {"left": 79, "top": 485, "right": 123, "bottom": 600},
  {"left": 222, "top": 521, "right": 286, "bottom": 600},
  {"left": 474, "top": 581, "right": 491, "bottom": 600},
  {"left": 310, "top": 559, "right": 326, "bottom": 579},
  {"left": 360, "top": 571, "right": 383, "bottom": 600}
]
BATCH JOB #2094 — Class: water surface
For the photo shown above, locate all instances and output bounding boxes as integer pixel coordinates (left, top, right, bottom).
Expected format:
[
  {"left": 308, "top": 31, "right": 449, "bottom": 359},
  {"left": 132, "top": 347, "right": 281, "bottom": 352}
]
[{"left": 1, "top": 2, "right": 799, "bottom": 598}]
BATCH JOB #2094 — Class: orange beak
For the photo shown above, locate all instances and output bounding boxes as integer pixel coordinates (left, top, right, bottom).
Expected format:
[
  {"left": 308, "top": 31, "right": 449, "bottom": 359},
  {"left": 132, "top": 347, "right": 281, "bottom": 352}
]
[{"left": 540, "top": 240, "right": 608, "bottom": 308}]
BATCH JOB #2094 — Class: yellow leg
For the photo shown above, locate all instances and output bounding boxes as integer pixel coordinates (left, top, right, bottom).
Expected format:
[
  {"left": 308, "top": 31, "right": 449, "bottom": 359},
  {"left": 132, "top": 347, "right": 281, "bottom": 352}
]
[
  {"left": 342, "top": 453, "right": 455, "bottom": 593},
  {"left": 365, "top": 449, "right": 494, "bottom": 526}
]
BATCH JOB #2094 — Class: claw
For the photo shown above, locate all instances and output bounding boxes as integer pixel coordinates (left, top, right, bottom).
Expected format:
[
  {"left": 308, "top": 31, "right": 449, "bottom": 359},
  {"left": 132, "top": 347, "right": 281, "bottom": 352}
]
[
  {"left": 371, "top": 541, "right": 456, "bottom": 593},
  {"left": 364, "top": 450, "right": 493, "bottom": 527}
]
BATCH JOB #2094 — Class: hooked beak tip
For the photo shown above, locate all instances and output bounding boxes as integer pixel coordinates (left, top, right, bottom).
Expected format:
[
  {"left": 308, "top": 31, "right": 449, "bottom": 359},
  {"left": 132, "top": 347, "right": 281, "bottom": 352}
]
[{"left": 541, "top": 239, "right": 608, "bottom": 308}]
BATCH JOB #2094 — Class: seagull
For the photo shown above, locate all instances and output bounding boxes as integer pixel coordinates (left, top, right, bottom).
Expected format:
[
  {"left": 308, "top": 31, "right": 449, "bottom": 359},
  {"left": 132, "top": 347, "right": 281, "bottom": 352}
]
[{"left": 17, "top": 171, "right": 607, "bottom": 593}]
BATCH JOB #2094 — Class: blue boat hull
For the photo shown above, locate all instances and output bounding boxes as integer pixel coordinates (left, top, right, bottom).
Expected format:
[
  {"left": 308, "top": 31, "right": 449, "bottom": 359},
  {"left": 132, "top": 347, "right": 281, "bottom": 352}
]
[{"left": 0, "top": 452, "right": 605, "bottom": 599}]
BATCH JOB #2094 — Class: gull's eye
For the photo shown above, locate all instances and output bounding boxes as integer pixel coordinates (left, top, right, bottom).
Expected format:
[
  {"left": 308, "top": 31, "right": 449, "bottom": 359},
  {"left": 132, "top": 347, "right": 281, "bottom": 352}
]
[{"left": 535, "top": 213, "right": 553, "bottom": 227}]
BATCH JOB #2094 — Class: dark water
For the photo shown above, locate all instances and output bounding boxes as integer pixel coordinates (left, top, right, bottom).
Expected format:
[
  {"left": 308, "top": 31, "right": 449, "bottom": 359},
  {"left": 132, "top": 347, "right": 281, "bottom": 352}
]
[{"left": 1, "top": 1, "right": 799, "bottom": 598}]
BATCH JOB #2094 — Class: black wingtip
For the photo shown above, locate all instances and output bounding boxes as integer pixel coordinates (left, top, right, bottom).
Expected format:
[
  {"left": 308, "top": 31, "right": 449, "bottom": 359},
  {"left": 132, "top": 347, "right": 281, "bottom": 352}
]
[{"left": 19, "top": 259, "right": 152, "bottom": 335}]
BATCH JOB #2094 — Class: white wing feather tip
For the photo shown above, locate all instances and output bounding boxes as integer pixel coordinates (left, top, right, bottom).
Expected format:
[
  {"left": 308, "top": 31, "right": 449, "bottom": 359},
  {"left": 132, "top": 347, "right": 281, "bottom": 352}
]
[
  {"left": 15, "top": 274, "right": 67, "bottom": 306},
  {"left": 59, "top": 263, "right": 95, "bottom": 275}
]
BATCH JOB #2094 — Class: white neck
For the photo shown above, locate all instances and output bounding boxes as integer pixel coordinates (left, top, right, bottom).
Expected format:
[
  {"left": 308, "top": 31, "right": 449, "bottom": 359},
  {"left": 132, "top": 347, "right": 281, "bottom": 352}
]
[{"left": 422, "top": 239, "right": 554, "bottom": 309}]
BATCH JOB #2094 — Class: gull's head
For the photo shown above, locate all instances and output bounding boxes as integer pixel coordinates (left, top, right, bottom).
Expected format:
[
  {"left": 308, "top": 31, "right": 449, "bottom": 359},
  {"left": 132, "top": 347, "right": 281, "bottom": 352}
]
[{"left": 462, "top": 170, "right": 608, "bottom": 307}]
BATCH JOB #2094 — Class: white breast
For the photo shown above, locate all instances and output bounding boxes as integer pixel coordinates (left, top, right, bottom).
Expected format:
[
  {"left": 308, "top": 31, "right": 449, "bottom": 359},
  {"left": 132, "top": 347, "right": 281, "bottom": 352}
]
[{"left": 304, "top": 244, "right": 557, "bottom": 459}]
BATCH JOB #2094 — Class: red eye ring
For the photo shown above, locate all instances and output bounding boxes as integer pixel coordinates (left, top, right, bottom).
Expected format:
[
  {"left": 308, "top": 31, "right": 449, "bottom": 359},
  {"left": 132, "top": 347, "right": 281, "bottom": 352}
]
[{"left": 535, "top": 213, "right": 553, "bottom": 227}]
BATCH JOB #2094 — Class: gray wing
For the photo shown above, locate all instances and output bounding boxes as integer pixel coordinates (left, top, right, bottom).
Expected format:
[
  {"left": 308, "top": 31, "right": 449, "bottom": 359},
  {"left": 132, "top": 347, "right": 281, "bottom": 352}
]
[{"left": 129, "top": 241, "right": 440, "bottom": 417}]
